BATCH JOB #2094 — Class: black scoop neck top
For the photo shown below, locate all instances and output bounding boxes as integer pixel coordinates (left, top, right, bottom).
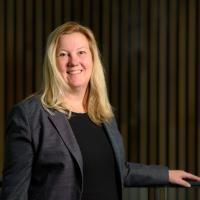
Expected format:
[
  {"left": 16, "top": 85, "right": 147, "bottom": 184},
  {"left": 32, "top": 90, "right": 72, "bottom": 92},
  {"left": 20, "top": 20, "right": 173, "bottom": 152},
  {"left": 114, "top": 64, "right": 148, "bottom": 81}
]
[{"left": 69, "top": 113, "right": 120, "bottom": 200}]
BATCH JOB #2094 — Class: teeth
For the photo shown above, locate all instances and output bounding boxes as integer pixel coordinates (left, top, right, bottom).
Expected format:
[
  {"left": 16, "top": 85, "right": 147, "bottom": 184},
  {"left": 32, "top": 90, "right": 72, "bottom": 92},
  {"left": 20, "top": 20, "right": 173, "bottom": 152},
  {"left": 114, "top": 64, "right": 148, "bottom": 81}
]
[{"left": 67, "top": 70, "right": 82, "bottom": 75}]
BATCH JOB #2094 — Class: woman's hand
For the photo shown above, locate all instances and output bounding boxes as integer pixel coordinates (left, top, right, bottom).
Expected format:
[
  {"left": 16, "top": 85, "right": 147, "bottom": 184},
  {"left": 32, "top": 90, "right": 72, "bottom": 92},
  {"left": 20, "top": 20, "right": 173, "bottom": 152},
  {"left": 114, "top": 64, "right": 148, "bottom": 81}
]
[{"left": 169, "top": 170, "right": 200, "bottom": 187}]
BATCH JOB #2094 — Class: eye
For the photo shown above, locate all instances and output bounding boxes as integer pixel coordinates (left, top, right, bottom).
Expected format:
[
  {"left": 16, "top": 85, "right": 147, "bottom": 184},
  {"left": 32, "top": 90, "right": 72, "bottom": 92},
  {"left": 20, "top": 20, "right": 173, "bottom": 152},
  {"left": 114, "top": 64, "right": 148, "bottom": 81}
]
[
  {"left": 78, "top": 50, "right": 86, "bottom": 55},
  {"left": 58, "top": 52, "right": 66, "bottom": 57},
  {"left": 57, "top": 51, "right": 69, "bottom": 57}
]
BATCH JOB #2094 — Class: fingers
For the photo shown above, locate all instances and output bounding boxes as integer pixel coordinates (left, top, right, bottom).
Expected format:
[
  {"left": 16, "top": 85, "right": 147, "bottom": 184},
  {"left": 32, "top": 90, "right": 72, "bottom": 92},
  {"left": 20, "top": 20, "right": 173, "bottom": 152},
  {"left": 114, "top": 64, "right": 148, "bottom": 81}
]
[
  {"left": 178, "top": 179, "right": 191, "bottom": 188},
  {"left": 183, "top": 172, "right": 200, "bottom": 182},
  {"left": 168, "top": 170, "right": 200, "bottom": 187}
]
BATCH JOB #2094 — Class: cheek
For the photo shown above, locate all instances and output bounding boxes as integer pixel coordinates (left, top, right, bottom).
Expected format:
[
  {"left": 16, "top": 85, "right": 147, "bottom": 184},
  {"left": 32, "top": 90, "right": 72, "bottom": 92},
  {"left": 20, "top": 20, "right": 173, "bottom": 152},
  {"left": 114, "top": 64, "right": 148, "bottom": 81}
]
[
  {"left": 56, "top": 60, "right": 66, "bottom": 73},
  {"left": 84, "top": 57, "right": 93, "bottom": 70}
]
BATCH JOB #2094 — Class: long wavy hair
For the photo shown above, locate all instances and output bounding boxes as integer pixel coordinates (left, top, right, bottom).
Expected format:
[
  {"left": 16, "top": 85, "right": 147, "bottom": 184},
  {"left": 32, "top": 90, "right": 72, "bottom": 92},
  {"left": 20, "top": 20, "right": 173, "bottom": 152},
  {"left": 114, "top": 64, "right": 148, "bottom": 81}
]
[{"left": 40, "top": 21, "right": 113, "bottom": 124}]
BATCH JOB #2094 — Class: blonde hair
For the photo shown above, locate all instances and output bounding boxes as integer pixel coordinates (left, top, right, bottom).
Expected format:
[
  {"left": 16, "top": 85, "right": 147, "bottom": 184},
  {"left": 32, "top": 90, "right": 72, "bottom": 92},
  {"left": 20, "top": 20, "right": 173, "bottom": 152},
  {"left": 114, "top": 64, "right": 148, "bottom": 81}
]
[{"left": 40, "top": 21, "right": 113, "bottom": 124}]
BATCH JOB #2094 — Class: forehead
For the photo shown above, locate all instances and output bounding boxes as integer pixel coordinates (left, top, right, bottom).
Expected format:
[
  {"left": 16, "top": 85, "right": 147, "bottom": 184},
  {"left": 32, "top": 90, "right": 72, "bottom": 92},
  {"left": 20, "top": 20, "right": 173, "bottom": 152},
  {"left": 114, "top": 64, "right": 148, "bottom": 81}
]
[{"left": 57, "top": 32, "right": 90, "bottom": 48}]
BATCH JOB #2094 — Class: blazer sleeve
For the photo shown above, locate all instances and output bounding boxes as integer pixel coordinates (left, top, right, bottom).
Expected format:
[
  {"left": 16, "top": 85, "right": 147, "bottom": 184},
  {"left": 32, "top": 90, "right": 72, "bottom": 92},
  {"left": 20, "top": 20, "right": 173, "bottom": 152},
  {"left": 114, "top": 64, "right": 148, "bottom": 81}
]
[
  {"left": 123, "top": 162, "right": 169, "bottom": 187},
  {"left": 109, "top": 118, "right": 169, "bottom": 187},
  {"left": 1, "top": 104, "right": 33, "bottom": 200}
]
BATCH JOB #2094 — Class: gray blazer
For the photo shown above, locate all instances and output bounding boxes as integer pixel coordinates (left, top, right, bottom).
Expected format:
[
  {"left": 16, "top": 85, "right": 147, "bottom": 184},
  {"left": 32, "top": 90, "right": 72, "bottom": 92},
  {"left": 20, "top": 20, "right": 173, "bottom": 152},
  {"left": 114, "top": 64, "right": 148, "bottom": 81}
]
[{"left": 1, "top": 95, "right": 168, "bottom": 200}]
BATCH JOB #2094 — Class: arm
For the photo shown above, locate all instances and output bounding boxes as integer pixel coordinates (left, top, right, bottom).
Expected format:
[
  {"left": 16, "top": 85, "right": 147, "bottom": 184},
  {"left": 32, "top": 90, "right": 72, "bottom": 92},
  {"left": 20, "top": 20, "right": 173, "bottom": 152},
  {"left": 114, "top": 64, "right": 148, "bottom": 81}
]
[
  {"left": 124, "top": 162, "right": 169, "bottom": 187},
  {"left": 1, "top": 104, "right": 33, "bottom": 200},
  {"left": 124, "top": 163, "right": 200, "bottom": 187},
  {"left": 109, "top": 118, "right": 169, "bottom": 187},
  {"left": 110, "top": 118, "right": 200, "bottom": 188}
]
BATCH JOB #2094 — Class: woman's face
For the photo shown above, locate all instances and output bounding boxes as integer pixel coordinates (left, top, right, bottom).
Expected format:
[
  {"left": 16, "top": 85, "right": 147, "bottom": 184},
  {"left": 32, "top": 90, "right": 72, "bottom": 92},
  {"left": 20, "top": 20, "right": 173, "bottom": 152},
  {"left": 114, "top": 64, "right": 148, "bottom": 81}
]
[{"left": 56, "top": 32, "right": 93, "bottom": 92}]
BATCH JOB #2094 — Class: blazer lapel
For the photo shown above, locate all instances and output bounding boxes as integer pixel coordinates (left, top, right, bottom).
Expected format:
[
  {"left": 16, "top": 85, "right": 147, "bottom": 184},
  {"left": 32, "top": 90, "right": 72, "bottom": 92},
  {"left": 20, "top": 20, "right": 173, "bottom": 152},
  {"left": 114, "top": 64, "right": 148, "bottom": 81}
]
[
  {"left": 48, "top": 111, "right": 83, "bottom": 176},
  {"left": 103, "top": 121, "right": 124, "bottom": 185}
]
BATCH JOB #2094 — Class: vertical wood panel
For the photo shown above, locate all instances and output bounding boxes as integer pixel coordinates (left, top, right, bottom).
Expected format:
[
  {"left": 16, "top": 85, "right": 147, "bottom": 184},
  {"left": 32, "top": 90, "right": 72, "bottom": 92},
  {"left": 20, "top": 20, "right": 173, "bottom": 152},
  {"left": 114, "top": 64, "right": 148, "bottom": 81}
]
[
  {"left": 178, "top": 1, "right": 187, "bottom": 199},
  {"left": 120, "top": 0, "right": 129, "bottom": 153},
  {"left": 178, "top": 0, "right": 186, "bottom": 171},
  {"left": 25, "top": 0, "right": 34, "bottom": 96},
  {"left": 102, "top": 0, "right": 111, "bottom": 77},
  {"left": 159, "top": 0, "right": 168, "bottom": 166},
  {"left": 44, "top": 0, "right": 53, "bottom": 39},
  {"left": 16, "top": 0, "right": 25, "bottom": 101},
  {"left": 71, "top": 0, "right": 82, "bottom": 22},
  {"left": 149, "top": 0, "right": 158, "bottom": 164},
  {"left": 62, "top": 0, "right": 71, "bottom": 23},
  {"left": 54, "top": 0, "right": 62, "bottom": 27},
  {"left": 168, "top": 0, "right": 177, "bottom": 170},
  {"left": 6, "top": 0, "right": 15, "bottom": 113},
  {"left": 90, "top": 0, "right": 100, "bottom": 44},
  {"left": 197, "top": 2, "right": 200, "bottom": 199},
  {"left": 0, "top": 0, "right": 5, "bottom": 174},
  {"left": 35, "top": 0, "right": 43, "bottom": 91},
  {"left": 110, "top": 0, "right": 120, "bottom": 115},
  {"left": 82, "top": 0, "right": 90, "bottom": 26},
  {"left": 129, "top": 0, "right": 138, "bottom": 162},
  {"left": 188, "top": 0, "right": 196, "bottom": 173},
  {"left": 187, "top": 0, "right": 197, "bottom": 199},
  {"left": 140, "top": 0, "right": 148, "bottom": 164}
]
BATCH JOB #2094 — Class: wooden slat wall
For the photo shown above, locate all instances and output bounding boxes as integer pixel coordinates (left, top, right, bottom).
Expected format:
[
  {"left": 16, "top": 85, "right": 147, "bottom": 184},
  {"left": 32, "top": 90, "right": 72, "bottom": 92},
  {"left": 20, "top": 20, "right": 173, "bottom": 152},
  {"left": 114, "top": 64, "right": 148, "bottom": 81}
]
[
  {"left": 0, "top": 0, "right": 199, "bottom": 198},
  {"left": 0, "top": 0, "right": 5, "bottom": 182}
]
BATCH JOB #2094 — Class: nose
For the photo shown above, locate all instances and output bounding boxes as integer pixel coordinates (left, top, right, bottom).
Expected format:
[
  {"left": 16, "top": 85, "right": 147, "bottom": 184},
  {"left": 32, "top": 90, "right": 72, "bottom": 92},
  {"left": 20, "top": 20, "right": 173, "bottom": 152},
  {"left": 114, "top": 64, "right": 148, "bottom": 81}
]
[{"left": 68, "top": 54, "right": 79, "bottom": 67}]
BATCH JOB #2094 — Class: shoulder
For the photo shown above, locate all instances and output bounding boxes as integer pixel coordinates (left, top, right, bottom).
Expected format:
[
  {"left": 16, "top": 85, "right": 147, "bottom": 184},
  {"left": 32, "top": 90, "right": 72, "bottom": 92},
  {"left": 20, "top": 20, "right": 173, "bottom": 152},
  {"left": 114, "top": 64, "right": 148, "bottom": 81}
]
[
  {"left": 8, "top": 95, "right": 45, "bottom": 120},
  {"left": 17, "top": 94, "right": 42, "bottom": 111},
  {"left": 104, "top": 116, "right": 119, "bottom": 130},
  {"left": 103, "top": 117, "right": 122, "bottom": 140},
  {"left": 6, "top": 95, "right": 53, "bottom": 136}
]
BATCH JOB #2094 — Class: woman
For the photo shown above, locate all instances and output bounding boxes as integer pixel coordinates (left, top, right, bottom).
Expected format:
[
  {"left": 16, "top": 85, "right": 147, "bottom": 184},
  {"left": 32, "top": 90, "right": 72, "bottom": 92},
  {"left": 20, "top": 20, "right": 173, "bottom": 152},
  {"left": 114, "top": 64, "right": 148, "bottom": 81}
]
[{"left": 1, "top": 22, "right": 200, "bottom": 200}]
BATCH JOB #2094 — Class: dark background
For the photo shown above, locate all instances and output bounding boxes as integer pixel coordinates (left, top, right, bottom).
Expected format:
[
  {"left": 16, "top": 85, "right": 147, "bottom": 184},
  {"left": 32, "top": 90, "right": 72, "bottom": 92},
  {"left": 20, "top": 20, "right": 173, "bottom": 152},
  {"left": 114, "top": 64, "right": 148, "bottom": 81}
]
[{"left": 0, "top": 0, "right": 199, "bottom": 199}]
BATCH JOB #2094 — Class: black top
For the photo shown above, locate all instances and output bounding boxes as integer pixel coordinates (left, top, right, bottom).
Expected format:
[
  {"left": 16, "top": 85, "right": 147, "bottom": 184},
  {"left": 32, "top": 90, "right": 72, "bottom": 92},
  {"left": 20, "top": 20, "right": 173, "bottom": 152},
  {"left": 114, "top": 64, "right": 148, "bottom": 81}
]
[{"left": 69, "top": 113, "right": 120, "bottom": 200}]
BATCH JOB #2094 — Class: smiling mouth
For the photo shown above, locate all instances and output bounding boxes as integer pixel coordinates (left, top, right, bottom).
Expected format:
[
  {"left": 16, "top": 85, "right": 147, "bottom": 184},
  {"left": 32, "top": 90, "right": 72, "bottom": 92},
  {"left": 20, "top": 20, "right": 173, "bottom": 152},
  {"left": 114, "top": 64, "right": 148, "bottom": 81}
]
[{"left": 67, "top": 70, "right": 83, "bottom": 75}]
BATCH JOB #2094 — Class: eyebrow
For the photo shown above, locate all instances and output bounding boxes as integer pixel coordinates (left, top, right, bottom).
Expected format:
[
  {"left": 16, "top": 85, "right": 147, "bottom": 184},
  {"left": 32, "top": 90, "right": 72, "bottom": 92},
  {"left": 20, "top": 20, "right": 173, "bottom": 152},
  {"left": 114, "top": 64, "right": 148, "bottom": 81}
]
[{"left": 57, "top": 47, "right": 90, "bottom": 52}]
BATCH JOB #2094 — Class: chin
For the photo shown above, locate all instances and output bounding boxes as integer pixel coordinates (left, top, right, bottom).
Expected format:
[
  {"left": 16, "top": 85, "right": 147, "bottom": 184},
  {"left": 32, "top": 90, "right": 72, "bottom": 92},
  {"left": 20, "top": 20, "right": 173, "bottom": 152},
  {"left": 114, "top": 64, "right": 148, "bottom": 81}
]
[{"left": 69, "top": 83, "right": 87, "bottom": 89}]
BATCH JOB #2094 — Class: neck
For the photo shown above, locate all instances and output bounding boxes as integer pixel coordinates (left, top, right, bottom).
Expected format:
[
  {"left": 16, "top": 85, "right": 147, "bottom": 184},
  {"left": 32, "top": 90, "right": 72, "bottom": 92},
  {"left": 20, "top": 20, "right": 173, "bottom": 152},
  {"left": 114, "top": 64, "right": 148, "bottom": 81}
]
[{"left": 64, "top": 88, "right": 88, "bottom": 113}]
